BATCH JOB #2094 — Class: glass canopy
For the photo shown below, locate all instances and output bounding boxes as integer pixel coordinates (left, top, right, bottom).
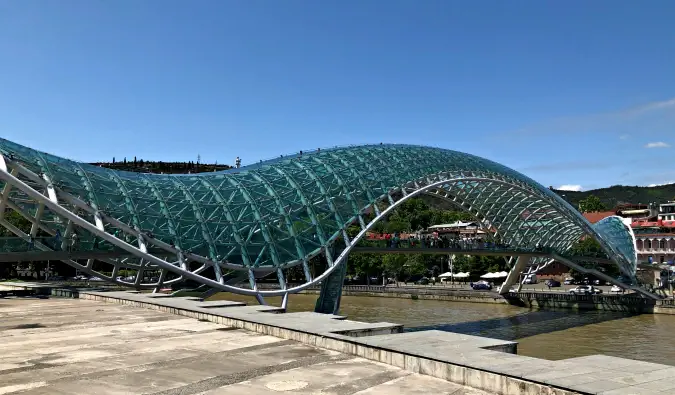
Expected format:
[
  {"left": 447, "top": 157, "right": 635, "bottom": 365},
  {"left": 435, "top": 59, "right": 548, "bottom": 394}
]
[{"left": 0, "top": 138, "right": 637, "bottom": 278}]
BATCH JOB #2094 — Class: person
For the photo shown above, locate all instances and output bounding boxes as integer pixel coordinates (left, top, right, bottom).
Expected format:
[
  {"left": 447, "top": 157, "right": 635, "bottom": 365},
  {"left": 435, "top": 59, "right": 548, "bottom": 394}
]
[
  {"left": 54, "top": 230, "right": 62, "bottom": 250},
  {"left": 28, "top": 236, "right": 34, "bottom": 251},
  {"left": 70, "top": 232, "right": 78, "bottom": 252}
]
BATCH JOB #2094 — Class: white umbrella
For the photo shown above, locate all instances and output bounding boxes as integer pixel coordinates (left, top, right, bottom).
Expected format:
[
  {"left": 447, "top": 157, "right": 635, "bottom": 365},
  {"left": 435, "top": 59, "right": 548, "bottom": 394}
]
[
  {"left": 438, "top": 272, "right": 453, "bottom": 279},
  {"left": 480, "top": 272, "right": 495, "bottom": 279},
  {"left": 454, "top": 272, "right": 470, "bottom": 278}
]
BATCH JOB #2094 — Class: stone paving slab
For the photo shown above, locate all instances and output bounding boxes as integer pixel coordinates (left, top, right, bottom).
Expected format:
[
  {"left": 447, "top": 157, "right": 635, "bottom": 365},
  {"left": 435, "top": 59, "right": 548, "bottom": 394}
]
[
  {"left": 77, "top": 290, "right": 675, "bottom": 395},
  {"left": 6, "top": 284, "right": 675, "bottom": 395},
  {"left": 94, "top": 290, "right": 404, "bottom": 335},
  {"left": 196, "top": 300, "right": 246, "bottom": 308},
  {"left": 0, "top": 297, "right": 492, "bottom": 395}
]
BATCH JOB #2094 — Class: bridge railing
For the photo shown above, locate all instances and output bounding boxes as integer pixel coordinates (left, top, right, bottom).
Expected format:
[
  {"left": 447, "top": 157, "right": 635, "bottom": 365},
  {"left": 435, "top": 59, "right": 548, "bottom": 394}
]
[
  {"left": 356, "top": 238, "right": 556, "bottom": 255},
  {"left": 0, "top": 236, "right": 141, "bottom": 255},
  {"left": 0, "top": 236, "right": 62, "bottom": 252},
  {"left": 357, "top": 238, "right": 613, "bottom": 262}
]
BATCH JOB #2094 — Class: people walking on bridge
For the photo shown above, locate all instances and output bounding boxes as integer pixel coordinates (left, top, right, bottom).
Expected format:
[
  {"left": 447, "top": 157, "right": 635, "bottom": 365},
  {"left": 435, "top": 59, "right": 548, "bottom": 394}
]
[
  {"left": 69, "top": 232, "right": 79, "bottom": 252},
  {"left": 53, "top": 229, "right": 62, "bottom": 251}
]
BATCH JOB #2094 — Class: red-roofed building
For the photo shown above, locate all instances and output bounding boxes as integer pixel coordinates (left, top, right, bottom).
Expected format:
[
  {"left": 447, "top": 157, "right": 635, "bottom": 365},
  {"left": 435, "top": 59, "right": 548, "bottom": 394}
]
[
  {"left": 631, "top": 202, "right": 675, "bottom": 265},
  {"left": 582, "top": 211, "right": 616, "bottom": 224}
]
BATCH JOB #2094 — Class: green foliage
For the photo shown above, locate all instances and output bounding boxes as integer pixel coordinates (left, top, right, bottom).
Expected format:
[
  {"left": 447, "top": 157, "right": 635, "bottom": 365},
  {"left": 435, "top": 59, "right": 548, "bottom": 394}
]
[
  {"left": 344, "top": 197, "right": 506, "bottom": 281},
  {"left": 378, "top": 198, "right": 472, "bottom": 233},
  {"left": 451, "top": 255, "right": 507, "bottom": 280},
  {"left": 578, "top": 195, "right": 607, "bottom": 213},
  {"left": 553, "top": 184, "right": 675, "bottom": 209},
  {"left": 382, "top": 254, "right": 407, "bottom": 278},
  {"left": 566, "top": 238, "right": 620, "bottom": 280},
  {"left": 0, "top": 210, "right": 32, "bottom": 236},
  {"left": 569, "top": 237, "right": 604, "bottom": 256},
  {"left": 348, "top": 253, "right": 380, "bottom": 277}
]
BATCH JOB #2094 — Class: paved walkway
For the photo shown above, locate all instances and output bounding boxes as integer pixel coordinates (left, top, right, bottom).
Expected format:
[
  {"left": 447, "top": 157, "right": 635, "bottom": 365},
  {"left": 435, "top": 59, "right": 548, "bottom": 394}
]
[{"left": 0, "top": 297, "right": 490, "bottom": 395}]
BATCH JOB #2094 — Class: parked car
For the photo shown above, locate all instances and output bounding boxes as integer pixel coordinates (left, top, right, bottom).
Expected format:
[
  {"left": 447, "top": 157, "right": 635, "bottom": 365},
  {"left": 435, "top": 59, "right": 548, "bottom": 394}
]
[
  {"left": 563, "top": 278, "right": 574, "bottom": 285},
  {"left": 472, "top": 281, "right": 492, "bottom": 290},
  {"left": 47, "top": 276, "right": 65, "bottom": 281},
  {"left": 415, "top": 277, "right": 429, "bottom": 285},
  {"left": 610, "top": 285, "right": 625, "bottom": 293},
  {"left": 545, "top": 279, "right": 561, "bottom": 287},
  {"left": 497, "top": 285, "right": 518, "bottom": 293},
  {"left": 569, "top": 285, "right": 602, "bottom": 295}
]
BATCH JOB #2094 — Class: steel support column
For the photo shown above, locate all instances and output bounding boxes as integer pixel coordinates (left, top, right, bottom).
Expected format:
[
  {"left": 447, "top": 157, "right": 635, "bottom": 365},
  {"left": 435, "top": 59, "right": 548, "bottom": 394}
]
[
  {"left": 499, "top": 255, "right": 531, "bottom": 295},
  {"left": 314, "top": 254, "right": 348, "bottom": 315}
]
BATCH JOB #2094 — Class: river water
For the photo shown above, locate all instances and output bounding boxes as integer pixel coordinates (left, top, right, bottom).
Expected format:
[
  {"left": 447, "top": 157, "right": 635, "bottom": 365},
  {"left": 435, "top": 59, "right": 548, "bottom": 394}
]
[{"left": 211, "top": 293, "right": 675, "bottom": 366}]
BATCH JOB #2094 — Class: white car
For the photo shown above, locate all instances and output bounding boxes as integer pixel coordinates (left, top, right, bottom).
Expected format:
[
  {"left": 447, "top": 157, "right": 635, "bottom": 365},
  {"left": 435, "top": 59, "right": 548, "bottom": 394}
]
[
  {"left": 569, "top": 285, "right": 602, "bottom": 295},
  {"left": 610, "top": 285, "right": 624, "bottom": 293}
]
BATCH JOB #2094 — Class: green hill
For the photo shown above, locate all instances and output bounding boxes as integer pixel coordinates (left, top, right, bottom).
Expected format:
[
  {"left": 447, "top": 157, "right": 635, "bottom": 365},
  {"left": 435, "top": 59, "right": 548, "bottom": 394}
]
[{"left": 552, "top": 184, "right": 675, "bottom": 208}]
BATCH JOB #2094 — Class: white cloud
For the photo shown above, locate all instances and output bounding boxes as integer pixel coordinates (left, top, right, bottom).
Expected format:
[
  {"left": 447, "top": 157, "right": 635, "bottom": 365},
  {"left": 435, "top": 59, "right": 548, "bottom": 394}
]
[
  {"left": 500, "top": 97, "right": 675, "bottom": 138},
  {"left": 645, "top": 142, "right": 671, "bottom": 148},
  {"left": 648, "top": 181, "right": 675, "bottom": 187},
  {"left": 557, "top": 184, "right": 583, "bottom": 192}
]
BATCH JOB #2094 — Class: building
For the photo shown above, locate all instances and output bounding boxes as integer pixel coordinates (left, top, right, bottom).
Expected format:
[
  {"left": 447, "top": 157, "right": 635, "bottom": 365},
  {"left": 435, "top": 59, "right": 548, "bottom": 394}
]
[
  {"left": 631, "top": 202, "right": 675, "bottom": 264},
  {"left": 426, "top": 221, "right": 486, "bottom": 238},
  {"left": 658, "top": 202, "right": 675, "bottom": 221},
  {"left": 581, "top": 202, "right": 675, "bottom": 265},
  {"left": 632, "top": 221, "right": 675, "bottom": 265}
]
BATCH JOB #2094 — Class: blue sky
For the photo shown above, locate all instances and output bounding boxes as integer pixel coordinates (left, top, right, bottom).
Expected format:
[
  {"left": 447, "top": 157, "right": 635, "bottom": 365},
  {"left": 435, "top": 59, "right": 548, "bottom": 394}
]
[{"left": 1, "top": 1, "right": 674, "bottom": 191}]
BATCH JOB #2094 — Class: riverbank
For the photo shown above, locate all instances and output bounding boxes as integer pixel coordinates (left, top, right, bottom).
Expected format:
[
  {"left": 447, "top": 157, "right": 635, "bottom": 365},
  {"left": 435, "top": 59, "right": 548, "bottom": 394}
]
[
  {"left": 3, "top": 282, "right": 674, "bottom": 395},
  {"left": 299, "top": 285, "right": 675, "bottom": 314},
  {"left": 5, "top": 280, "right": 675, "bottom": 315},
  {"left": 302, "top": 285, "right": 509, "bottom": 304}
]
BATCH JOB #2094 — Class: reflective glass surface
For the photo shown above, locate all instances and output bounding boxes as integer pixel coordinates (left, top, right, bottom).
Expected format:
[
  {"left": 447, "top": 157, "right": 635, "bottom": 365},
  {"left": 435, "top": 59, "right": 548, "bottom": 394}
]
[{"left": 0, "top": 138, "right": 636, "bottom": 276}]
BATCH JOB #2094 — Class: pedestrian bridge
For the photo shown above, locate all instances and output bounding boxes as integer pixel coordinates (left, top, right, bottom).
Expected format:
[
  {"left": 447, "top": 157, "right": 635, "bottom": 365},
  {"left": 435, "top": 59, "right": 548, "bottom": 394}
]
[{"left": 0, "top": 138, "right": 656, "bottom": 311}]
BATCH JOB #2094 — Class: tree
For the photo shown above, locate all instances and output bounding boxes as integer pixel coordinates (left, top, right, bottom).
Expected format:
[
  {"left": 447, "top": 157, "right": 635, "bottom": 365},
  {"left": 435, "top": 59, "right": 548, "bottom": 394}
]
[
  {"left": 382, "top": 254, "right": 407, "bottom": 280},
  {"left": 578, "top": 195, "right": 607, "bottom": 213},
  {"left": 349, "top": 253, "right": 380, "bottom": 284},
  {"left": 402, "top": 254, "right": 427, "bottom": 279}
]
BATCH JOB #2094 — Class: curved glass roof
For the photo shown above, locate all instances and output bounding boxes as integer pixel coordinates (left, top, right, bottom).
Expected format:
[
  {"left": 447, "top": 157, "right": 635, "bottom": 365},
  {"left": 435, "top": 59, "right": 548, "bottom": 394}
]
[{"left": 0, "top": 138, "right": 637, "bottom": 278}]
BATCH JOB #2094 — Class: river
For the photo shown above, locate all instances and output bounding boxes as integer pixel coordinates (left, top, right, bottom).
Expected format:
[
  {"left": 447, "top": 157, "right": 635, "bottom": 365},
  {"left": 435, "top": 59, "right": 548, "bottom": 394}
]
[{"left": 210, "top": 293, "right": 675, "bottom": 365}]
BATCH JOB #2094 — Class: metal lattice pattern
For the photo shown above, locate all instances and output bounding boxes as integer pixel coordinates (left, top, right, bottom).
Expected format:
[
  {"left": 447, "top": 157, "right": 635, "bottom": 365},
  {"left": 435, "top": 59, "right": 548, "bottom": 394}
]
[{"left": 0, "top": 138, "right": 639, "bottom": 295}]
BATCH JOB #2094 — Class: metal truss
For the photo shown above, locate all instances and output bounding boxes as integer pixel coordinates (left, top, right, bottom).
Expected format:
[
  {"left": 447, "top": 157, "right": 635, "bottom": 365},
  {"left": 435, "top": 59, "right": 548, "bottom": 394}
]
[{"left": 0, "top": 139, "right": 643, "bottom": 301}]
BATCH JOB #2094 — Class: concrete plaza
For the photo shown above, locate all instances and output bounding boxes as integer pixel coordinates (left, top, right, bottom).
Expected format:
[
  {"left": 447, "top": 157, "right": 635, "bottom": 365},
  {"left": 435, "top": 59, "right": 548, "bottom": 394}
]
[{"left": 0, "top": 297, "right": 489, "bottom": 395}]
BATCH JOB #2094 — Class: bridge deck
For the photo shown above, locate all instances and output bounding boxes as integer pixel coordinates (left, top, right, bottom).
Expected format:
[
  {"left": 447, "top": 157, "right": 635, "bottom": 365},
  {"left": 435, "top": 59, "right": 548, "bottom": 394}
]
[
  {"left": 0, "top": 248, "right": 173, "bottom": 262},
  {"left": 351, "top": 247, "right": 613, "bottom": 264}
]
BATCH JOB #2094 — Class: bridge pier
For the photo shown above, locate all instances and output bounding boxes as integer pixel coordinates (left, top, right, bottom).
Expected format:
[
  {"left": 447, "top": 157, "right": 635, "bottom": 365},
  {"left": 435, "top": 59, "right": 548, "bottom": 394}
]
[
  {"left": 314, "top": 255, "right": 348, "bottom": 315},
  {"left": 499, "top": 255, "right": 530, "bottom": 295}
]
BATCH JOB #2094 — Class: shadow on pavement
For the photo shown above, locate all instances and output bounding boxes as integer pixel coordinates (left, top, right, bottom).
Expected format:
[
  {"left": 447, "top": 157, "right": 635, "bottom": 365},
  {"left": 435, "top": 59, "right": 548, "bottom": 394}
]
[{"left": 406, "top": 309, "right": 637, "bottom": 340}]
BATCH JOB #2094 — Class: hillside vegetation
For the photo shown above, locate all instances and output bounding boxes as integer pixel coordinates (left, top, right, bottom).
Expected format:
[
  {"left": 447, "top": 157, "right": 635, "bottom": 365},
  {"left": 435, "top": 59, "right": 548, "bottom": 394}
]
[
  {"left": 552, "top": 184, "right": 675, "bottom": 208},
  {"left": 91, "top": 158, "right": 232, "bottom": 174}
]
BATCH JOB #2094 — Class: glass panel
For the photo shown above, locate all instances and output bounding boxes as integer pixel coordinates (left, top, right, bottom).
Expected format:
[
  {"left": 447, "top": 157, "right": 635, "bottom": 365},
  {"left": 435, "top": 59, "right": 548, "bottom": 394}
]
[{"left": 0, "top": 137, "right": 637, "bottom": 277}]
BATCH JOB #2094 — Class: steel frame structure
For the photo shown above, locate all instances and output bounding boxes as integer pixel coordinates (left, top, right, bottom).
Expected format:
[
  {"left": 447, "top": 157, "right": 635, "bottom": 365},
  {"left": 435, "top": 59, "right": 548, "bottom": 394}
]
[{"left": 0, "top": 138, "right": 645, "bottom": 301}]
